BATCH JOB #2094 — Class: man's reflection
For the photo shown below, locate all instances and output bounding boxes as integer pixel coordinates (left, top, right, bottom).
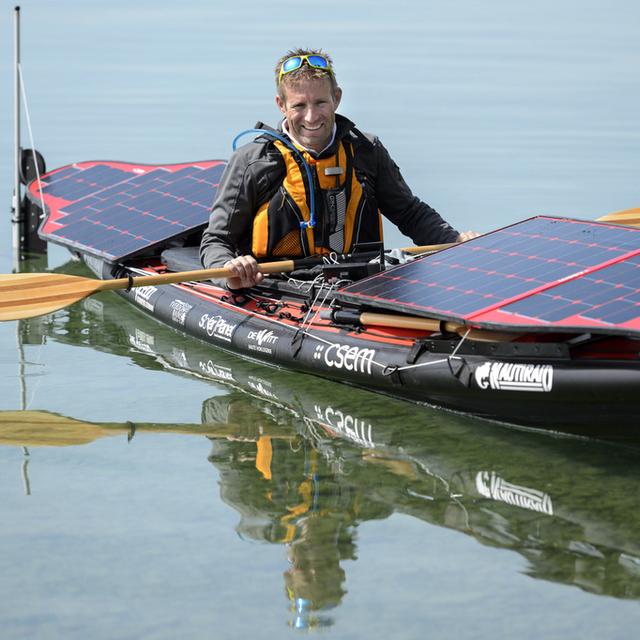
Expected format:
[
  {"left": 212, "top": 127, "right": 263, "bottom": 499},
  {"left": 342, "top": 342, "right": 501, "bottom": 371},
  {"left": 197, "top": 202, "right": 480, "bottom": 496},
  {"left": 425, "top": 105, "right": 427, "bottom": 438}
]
[{"left": 205, "top": 393, "right": 366, "bottom": 628}]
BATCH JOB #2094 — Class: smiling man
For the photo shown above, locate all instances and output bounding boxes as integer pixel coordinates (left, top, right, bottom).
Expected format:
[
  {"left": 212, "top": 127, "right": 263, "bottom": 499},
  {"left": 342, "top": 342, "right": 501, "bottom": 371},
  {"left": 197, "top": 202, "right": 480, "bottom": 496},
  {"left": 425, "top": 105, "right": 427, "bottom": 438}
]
[{"left": 200, "top": 48, "right": 476, "bottom": 290}]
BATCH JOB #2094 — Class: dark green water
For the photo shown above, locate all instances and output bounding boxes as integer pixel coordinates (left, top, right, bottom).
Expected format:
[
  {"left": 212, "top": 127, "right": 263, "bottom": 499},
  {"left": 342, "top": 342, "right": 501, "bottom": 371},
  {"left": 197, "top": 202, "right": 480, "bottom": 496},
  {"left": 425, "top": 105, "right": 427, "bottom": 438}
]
[{"left": 2, "top": 1, "right": 640, "bottom": 638}]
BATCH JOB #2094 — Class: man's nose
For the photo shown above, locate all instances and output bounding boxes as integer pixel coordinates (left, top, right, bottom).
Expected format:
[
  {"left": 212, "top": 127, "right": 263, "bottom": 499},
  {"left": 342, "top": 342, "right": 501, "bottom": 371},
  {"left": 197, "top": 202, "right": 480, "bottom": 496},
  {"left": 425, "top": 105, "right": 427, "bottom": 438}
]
[{"left": 304, "top": 106, "right": 319, "bottom": 122}]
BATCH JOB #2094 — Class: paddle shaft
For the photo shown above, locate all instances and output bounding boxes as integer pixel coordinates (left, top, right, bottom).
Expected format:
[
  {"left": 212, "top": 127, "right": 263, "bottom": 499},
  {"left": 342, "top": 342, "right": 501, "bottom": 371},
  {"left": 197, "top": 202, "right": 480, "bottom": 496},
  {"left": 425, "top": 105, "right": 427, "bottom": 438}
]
[
  {"left": 355, "top": 311, "right": 517, "bottom": 342},
  {"left": 67, "top": 244, "right": 455, "bottom": 296},
  {"left": 359, "top": 311, "right": 459, "bottom": 333},
  {"left": 96, "top": 259, "right": 297, "bottom": 291}
]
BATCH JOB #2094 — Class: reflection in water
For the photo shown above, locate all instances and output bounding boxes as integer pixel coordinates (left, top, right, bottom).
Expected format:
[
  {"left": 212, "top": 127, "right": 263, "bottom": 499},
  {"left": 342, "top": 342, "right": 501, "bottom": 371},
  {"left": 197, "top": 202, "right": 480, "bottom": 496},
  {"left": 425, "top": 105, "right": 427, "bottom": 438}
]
[
  {"left": 6, "top": 260, "right": 640, "bottom": 625},
  {"left": 21, "top": 451, "right": 31, "bottom": 496},
  {"left": 205, "top": 397, "right": 350, "bottom": 628}
]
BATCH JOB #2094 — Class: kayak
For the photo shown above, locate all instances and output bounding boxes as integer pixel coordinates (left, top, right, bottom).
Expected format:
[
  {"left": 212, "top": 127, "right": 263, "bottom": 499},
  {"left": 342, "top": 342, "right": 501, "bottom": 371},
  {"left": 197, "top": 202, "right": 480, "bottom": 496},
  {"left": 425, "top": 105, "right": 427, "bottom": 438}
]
[{"left": 26, "top": 158, "right": 640, "bottom": 438}]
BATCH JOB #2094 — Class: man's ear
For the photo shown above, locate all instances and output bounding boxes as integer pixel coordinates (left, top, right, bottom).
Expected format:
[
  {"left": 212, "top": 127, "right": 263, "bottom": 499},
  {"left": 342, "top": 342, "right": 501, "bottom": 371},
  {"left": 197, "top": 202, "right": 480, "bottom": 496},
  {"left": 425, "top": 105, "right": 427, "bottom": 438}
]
[
  {"left": 275, "top": 94, "right": 286, "bottom": 114},
  {"left": 333, "top": 87, "right": 342, "bottom": 109}
]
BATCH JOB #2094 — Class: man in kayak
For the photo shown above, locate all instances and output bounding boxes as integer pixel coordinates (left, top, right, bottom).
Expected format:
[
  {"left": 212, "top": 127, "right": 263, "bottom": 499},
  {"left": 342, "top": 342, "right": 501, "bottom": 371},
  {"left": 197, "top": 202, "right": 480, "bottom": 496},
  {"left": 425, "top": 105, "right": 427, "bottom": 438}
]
[{"left": 200, "top": 49, "right": 478, "bottom": 290}]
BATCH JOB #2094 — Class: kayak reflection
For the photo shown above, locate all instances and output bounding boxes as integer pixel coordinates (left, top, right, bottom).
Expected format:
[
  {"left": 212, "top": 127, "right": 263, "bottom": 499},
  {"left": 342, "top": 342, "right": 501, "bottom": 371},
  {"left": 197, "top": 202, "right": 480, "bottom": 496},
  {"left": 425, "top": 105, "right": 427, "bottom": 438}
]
[{"left": 10, "top": 259, "right": 640, "bottom": 624}]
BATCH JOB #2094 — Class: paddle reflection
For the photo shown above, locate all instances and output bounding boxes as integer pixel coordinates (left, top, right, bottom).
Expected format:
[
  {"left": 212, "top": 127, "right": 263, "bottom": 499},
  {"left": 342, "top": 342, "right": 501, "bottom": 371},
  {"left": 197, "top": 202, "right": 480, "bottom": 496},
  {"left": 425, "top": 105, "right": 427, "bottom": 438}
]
[{"left": 8, "top": 259, "right": 640, "bottom": 625}]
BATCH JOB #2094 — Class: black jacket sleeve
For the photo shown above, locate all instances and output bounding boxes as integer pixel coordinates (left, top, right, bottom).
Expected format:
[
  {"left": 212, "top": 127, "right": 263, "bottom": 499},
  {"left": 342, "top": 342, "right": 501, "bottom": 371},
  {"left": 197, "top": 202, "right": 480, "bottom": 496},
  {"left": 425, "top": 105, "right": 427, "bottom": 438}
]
[{"left": 199, "top": 141, "right": 284, "bottom": 285}]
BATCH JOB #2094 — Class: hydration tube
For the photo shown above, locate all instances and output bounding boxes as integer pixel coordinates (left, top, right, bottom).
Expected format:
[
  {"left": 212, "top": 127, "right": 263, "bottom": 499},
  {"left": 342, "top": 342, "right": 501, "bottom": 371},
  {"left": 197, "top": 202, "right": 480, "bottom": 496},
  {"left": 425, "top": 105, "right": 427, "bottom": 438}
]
[{"left": 232, "top": 129, "right": 316, "bottom": 229}]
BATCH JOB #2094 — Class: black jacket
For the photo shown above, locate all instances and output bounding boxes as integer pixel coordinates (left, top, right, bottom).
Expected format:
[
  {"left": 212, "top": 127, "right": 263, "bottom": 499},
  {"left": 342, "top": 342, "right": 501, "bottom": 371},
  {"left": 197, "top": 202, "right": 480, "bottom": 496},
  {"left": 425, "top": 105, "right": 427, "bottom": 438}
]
[{"left": 200, "top": 114, "right": 458, "bottom": 276}]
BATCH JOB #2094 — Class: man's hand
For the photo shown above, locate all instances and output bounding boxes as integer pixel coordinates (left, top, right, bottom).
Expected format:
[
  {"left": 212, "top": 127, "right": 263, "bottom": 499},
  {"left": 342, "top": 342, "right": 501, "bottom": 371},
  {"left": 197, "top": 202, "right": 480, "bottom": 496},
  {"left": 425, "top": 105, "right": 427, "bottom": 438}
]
[
  {"left": 457, "top": 230, "right": 481, "bottom": 242},
  {"left": 224, "top": 255, "right": 264, "bottom": 290}
]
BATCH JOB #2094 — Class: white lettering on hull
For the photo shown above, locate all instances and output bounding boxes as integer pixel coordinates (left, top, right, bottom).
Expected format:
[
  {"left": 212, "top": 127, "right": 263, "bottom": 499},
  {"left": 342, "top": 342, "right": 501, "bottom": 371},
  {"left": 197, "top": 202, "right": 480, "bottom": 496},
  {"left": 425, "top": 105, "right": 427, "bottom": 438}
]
[
  {"left": 198, "top": 314, "right": 237, "bottom": 343},
  {"left": 170, "top": 299, "right": 193, "bottom": 326},
  {"left": 313, "top": 343, "right": 377, "bottom": 376},
  {"left": 474, "top": 361, "right": 554, "bottom": 392},
  {"left": 133, "top": 286, "right": 158, "bottom": 312},
  {"left": 247, "top": 329, "right": 279, "bottom": 354}
]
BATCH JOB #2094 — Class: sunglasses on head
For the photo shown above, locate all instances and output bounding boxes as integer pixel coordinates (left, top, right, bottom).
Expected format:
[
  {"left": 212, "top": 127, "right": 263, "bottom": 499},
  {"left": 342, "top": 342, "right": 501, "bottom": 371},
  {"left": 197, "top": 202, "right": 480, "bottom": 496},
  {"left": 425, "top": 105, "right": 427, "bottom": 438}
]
[{"left": 278, "top": 54, "right": 332, "bottom": 84}]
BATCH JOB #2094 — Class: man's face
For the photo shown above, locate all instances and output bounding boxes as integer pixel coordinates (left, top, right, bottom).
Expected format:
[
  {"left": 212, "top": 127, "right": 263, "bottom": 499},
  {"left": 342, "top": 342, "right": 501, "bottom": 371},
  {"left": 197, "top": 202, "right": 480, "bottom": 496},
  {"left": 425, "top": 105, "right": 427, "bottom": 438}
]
[{"left": 276, "top": 77, "right": 342, "bottom": 153}]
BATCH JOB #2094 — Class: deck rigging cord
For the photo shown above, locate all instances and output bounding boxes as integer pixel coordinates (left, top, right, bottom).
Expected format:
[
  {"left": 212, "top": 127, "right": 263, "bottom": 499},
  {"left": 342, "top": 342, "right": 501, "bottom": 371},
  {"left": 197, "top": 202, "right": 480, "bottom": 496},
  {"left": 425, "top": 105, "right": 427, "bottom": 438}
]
[
  {"left": 17, "top": 63, "right": 46, "bottom": 217},
  {"left": 393, "top": 329, "right": 470, "bottom": 373}
]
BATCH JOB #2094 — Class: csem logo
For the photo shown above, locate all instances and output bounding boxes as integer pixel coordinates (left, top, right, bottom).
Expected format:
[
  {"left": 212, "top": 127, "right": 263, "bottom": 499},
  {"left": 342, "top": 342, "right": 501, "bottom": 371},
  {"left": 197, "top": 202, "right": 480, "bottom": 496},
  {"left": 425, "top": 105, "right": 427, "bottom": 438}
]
[
  {"left": 313, "top": 343, "right": 377, "bottom": 375},
  {"left": 474, "top": 361, "right": 553, "bottom": 392},
  {"left": 198, "top": 314, "right": 237, "bottom": 342}
]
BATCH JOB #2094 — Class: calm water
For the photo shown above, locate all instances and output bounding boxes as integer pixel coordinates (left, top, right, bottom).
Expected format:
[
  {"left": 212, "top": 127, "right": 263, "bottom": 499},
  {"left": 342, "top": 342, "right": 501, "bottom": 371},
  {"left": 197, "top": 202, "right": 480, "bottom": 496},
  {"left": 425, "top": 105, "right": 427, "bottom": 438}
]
[{"left": 2, "top": 1, "right": 640, "bottom": 638}]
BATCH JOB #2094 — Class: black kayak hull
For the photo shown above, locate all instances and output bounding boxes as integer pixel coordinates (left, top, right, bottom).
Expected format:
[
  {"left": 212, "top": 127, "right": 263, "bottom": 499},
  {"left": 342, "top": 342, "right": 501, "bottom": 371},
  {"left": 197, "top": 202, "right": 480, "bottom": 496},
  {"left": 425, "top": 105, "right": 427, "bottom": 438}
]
[{"left": 88, "top": 257, "right": 640, "bottom": 440}]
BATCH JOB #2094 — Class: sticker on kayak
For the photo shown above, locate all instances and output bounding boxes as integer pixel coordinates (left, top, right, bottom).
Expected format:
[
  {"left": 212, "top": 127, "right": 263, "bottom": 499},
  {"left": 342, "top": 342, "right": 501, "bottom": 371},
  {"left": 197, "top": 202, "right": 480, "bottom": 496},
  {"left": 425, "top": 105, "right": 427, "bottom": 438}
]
[
  {"left": 198, "top": 313, "right": 237, "bottom": 343},
  {"left": 312, "top": 342, "right": 377, "bottom": 375},
  {"left": 247, "top": 329, "right": 279, "bottom": 355},
  {"left": 170, "top": 299, "right": 193, "bottom": 326},
  {"left": 474, "top": 361, "right": 553, "bottom": 392},
  {"left": 133, "top": 286, "right": 158, "bottom": 312},
  {"left": 476, "top": 471, "right": 554, "bottom": 516}
]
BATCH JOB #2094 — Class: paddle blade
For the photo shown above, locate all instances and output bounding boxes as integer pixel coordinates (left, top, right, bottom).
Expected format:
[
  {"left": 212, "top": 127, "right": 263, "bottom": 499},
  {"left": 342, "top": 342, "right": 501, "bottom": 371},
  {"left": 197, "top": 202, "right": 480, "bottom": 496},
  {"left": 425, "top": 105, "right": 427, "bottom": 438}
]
[
  {"left": 596, "top": 207, "right": 640, "bottom": 227},
  {"left": 0, "top": 272, "right": 104, "bottom": 321}
]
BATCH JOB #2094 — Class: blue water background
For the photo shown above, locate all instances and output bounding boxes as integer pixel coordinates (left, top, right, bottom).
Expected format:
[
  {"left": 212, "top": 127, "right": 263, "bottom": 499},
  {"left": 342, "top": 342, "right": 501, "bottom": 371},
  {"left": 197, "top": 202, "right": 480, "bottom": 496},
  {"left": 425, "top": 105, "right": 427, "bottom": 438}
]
[{"left": 1, "top": 1, "right": 640, "bottom": 638}]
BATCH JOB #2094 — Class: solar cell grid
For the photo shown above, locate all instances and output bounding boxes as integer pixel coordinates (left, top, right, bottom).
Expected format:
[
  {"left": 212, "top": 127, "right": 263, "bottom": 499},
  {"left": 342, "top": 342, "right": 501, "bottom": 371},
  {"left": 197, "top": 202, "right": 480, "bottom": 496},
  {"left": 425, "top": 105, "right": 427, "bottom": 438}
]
[
  {"left": 160, "top": 178, "right": 208, "bottom": 200},
  {"left": 36, "top": 160, "right": 225, "bottom": 261},
  {"left": 337, "top": 216, "right": 640, "bottom": 335},
  {"left": 127, "top": 171, "right": 166, "bottom": 187},
  {"left": 166, "top": 166, "right": 206, "bottom": 179},
  {"left": 41, "top": 166, "right": 81, "bottom": 185},
  {"left": 198, "top": 166, "right": 226, "bottom": 182},
  {"left": 500, "top": 253, "right": 640, "bottom": 327}
]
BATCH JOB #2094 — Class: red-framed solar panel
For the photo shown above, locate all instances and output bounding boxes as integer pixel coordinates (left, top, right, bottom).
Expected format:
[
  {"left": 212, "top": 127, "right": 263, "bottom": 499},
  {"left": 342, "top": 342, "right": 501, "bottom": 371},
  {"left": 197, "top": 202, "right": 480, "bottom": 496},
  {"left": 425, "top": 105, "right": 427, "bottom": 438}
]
[
  {"left": 336, "top": 216, "right": 640, "bottom": 336},
  {"left": 29, "top": 160, "right": 226, "bottom": 262}
]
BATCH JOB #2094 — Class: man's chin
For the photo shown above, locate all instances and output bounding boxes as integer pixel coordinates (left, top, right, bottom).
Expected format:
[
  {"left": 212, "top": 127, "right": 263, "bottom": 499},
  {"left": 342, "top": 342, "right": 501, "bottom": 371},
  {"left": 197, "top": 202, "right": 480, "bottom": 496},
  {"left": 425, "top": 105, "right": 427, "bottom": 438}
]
[{"left": 301, "top": 135, "right": 328, "bottom": 153}]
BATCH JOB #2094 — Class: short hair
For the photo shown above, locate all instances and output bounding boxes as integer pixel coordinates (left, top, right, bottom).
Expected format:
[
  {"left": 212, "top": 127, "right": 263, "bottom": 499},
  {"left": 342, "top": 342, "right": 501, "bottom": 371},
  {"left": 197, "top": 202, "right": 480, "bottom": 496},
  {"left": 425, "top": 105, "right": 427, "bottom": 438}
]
[{"left": 275, "top": 48, "right": 338, "bottom": 99}]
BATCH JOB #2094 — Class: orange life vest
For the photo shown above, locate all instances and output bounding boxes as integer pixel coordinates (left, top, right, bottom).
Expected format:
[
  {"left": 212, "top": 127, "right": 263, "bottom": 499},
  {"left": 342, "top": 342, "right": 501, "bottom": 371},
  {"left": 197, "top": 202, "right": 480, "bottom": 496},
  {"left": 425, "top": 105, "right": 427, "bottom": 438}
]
[{"left": 251, "top": 139, "right": 383, "bottom": 258}]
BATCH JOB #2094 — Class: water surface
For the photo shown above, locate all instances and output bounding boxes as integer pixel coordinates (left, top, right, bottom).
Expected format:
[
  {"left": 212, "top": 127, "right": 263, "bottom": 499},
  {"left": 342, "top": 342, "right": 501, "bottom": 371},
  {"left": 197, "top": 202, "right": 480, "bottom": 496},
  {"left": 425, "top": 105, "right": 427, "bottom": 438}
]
[{"left": 2, "top": 2, "right": 640, "bottom": 638}]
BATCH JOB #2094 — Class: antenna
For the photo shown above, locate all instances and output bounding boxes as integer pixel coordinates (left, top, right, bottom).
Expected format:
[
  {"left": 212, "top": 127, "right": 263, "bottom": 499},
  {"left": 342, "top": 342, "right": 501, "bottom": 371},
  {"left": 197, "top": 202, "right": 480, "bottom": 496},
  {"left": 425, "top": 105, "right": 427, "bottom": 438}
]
[
  {"left": 12, "top": 5, "right": 22, "bottom": 268},
  {"left": 11, "top": 6, "right": 48, "bottom": 267}
]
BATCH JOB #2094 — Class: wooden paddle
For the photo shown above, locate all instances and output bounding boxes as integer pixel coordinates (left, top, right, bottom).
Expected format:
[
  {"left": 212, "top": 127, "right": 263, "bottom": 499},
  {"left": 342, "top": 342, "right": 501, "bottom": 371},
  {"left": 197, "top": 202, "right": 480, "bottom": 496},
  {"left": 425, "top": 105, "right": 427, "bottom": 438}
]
[
  {"left": 357, "top": 312, "right": 518, "bottom": 342},
  {"left": 593, "top": 207, "right": 640, "bottom": 227},
  {"left": 0, "top": 260, "right": 297, "bottom": 322},
  {"left": 1, "top": 206, "right": 638, "bottom": 322},
  {"left": 0, "top": 244, "right": 455, "bottom": 322}
]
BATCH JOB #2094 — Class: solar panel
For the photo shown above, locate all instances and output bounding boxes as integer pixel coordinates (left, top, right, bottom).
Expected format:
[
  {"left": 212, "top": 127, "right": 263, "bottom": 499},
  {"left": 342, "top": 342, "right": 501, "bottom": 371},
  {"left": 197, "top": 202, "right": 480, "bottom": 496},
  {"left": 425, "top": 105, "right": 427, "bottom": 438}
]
[
  {"left": 337, "top": 216, "right": 640, "bottom": 336},
  {"left": 30, "top": 160, "right": 226, "bottom": 262}
]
